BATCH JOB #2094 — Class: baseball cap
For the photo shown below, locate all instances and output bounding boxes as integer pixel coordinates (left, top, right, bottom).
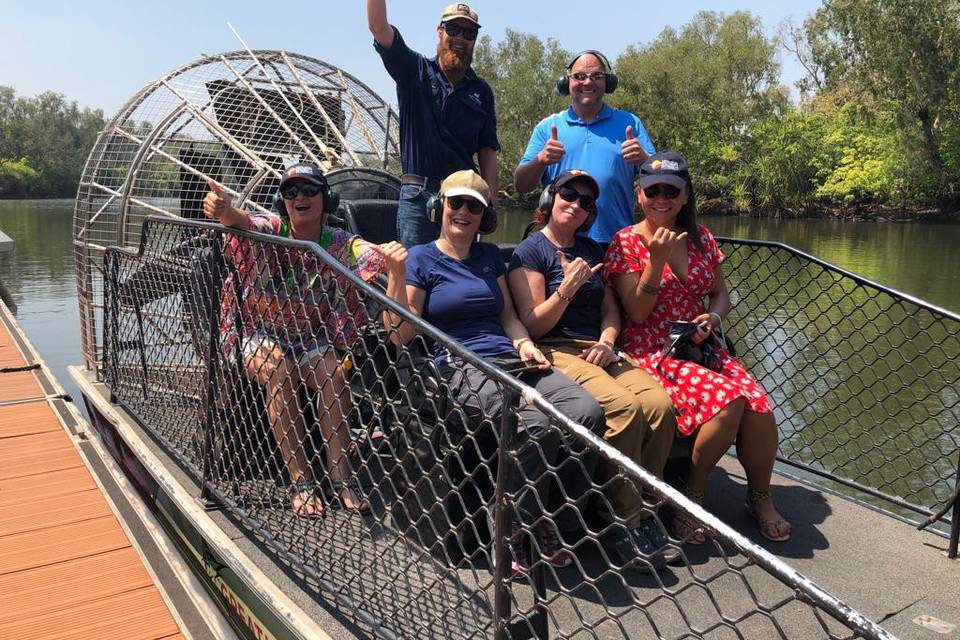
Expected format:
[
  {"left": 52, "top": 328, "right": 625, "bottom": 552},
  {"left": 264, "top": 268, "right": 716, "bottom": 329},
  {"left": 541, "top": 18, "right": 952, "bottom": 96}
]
[
  {"left": 279, "top": 162, "right": 327, "bottom": 188},
  {"left": 440, "top": 3, "right": 481, "bottom": 27},
  {"left": 440, "top": 169, "right": 490, "bottom": 206},
  {"left": 638, "top": 151, "right": 690, "bottom": 190},
  {"left": 553, "top": 169, "right": 600, "bottom": 197}
]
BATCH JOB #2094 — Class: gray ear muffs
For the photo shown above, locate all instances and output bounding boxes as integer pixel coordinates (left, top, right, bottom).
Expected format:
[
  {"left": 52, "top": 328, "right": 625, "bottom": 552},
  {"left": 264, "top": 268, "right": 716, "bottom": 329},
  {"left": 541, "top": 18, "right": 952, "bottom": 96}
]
[
  {"left": 426, "top": 195, "right": 498, "bottom": 234},
  {"left": 537, "top": 183, "right": 597, "bottom": 233},
  {"left": 556, "top": 49, "right": 618, "bottom": 95}
]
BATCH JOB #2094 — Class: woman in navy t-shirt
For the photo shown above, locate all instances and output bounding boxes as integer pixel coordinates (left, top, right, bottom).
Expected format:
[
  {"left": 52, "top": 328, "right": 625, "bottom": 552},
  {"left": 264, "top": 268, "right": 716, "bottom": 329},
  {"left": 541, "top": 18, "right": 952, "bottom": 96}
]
[
  {"left": 508, "top": 170, "right": 677, "bottom": 570},
  {"left": 375, "top": 170, "right": 604, "bottom": 577}
]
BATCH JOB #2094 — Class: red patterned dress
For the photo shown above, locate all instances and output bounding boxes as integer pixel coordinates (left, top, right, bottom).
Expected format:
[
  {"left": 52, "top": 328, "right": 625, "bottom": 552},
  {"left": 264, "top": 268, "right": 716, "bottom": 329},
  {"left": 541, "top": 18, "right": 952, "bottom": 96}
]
[{"left": 605, "top": 224, "right": 772, "bottom": 436}]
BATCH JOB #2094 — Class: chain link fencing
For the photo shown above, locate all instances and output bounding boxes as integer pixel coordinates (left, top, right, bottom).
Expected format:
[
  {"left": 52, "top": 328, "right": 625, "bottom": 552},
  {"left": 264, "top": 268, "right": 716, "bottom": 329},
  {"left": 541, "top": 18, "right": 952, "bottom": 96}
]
[
  {"left": 101, "top": 215, "right": 893, "bottom": 639},
  {"left": 717, "top": 239, "right": 960, "bottom": 546}
]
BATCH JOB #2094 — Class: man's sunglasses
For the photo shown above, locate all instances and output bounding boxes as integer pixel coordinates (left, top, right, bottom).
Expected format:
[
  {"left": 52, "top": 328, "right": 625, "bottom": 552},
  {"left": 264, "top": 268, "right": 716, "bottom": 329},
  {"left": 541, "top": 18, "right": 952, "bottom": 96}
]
[
  {"left": 441, "top": 22, "right": 479, "bottom": 41},
  {"left": 557, "top": 186, "right": 597, "bottom": 211},
  {"left": 569, "top": 71, "right": 606, "bottom": 83},
  {"left": 446, "top": 195, "right": 485, "bottom": 214},
  {"left": 642, "top": 185, "right": 682, "bottom": 200},
  {"left": 280, "top": 183, "right": 324, "bottom": 200}
]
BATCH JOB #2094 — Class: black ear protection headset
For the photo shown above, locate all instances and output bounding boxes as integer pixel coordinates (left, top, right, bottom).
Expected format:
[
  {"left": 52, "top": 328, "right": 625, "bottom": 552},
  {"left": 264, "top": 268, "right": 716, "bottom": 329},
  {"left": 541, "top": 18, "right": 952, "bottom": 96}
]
[
  {"left": 425, "top": 193, "right": 498, "bottom": 234},
  {"left": 537, "top": 181, "right": 597, "bottom": 233},
  {"left": 556, "top": 50, "right": 618, "bottom": 96},
  {"left": 272, "top": 175, "right": 340, "bottom": 218}
]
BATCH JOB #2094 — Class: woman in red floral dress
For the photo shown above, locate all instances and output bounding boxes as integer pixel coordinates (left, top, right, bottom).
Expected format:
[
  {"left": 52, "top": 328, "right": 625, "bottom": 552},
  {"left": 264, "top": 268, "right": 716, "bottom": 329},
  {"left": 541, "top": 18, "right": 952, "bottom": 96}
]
[{"left": 605, "top": 151, "right": 791, "bottom": 543}]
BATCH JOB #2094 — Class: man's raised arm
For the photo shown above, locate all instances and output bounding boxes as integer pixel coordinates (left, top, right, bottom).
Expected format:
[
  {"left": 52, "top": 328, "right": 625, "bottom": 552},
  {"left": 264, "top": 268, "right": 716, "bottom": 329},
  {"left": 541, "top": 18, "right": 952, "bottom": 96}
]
[{"left": 367, "top": 0, "right": 395, "bottom": 48}]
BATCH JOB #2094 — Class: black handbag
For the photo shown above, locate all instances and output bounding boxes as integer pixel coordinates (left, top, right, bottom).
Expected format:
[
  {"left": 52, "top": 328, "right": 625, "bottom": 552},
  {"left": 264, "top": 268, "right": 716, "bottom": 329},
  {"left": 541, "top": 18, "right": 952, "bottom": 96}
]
[{"left": 658, "top": 320, "right": 731, "bottom": 374}]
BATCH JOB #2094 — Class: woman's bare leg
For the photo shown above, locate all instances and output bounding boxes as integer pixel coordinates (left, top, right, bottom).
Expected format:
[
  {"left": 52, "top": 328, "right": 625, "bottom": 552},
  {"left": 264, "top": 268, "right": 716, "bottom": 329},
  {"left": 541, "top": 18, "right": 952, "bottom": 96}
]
[
  {"left": 686, "top": 396, "right": 746, "bottom": 494},
  {"left": 246, "top": 346, "right": 319, "bottom": 515},
  {"left": 736, "top": 411, "right": 790, "bottom": 539},
  {"left": 303, "top": 350, "right": 365, "bottom": 510}
]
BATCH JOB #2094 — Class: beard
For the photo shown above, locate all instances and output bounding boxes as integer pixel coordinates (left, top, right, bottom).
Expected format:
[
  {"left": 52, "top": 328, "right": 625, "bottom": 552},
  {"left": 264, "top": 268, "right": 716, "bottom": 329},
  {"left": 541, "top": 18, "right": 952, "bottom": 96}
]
[{"left": 437, "top": 40, "right": 472, "bottom": 73}]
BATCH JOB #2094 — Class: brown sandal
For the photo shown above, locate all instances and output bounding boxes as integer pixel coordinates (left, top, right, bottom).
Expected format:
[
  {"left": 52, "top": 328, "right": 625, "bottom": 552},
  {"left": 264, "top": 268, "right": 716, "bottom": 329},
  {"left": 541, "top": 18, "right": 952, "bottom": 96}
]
[
  {"left": 671, "top": 489, "right": 707, "bottom": 545},
  {"left": 746, "top": 488, "right": 791, "bottom": 542},
  {"left": 289, "top": 479, "right": 324, "bottom": 518}
]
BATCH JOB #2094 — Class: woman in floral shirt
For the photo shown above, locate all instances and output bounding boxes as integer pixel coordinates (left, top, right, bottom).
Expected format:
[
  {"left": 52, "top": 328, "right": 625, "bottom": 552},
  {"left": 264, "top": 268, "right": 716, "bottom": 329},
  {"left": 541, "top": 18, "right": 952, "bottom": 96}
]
[
  {"left": 204, "top": 163, "right": 383, "bottom": 518},
  {"left": 606, "top": 152, "right": 790, "bottom": 543}
]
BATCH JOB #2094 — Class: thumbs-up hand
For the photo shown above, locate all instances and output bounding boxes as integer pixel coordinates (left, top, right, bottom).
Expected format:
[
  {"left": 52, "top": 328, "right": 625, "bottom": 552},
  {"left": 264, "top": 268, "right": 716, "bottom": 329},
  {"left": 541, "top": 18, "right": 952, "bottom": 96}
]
[
  {"left": 536, "top": 123, "right": 565, "bottom": 166},
  {"left": 620, "top": 124, "right": 647, "bottom": 165},
  {"left": 555, "top": 250, "right": 603, "bottom": 301},
  {"left": 203, "top": 180, "right": 232, "bottom": 221}
]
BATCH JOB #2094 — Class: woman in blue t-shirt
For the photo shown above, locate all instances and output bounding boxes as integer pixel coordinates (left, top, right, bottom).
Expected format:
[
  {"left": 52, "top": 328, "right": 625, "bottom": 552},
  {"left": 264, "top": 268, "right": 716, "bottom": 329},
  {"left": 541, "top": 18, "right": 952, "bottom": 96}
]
[
  {"left": 508, "top": 170, "right": 677, "bottom": 570},
  {"left": 375, "top": 169, "right": 605, "bottom": 577}
]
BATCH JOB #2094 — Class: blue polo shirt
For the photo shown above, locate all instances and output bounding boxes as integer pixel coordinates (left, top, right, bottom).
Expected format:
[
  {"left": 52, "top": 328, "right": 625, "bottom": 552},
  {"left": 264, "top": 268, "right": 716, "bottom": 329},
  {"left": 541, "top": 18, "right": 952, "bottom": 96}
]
[
  {"left": 375, "top": 27, "right": 500, "bottom": 181},
  {"left": 519, "top": 104, "right": 655, "bottom": 244},
  {"left": 406, "top": 241, "right": 515, "bottom": 363}
]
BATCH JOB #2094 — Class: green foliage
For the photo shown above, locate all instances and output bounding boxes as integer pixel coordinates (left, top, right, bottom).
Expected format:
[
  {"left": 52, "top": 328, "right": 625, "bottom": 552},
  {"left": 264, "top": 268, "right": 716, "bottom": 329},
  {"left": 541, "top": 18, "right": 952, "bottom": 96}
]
[
  {"left": 0, "top": 86, "right": 105, "bottom": 198},
  {"left": 804, "top": 0, "right": 960, "bottom": 204},
  {"left": 473, "top": 30, "right": 569, "bottom": 197},
  {"left": 0, "top": 157, "right": 39, "bottom": 197},
  {"left": 611, "top": 11, "right": 787, "bottom": 203}
]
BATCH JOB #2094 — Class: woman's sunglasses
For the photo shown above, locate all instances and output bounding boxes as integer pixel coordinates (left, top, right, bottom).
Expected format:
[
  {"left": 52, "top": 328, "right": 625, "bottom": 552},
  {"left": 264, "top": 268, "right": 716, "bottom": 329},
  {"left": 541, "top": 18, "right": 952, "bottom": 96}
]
[
  {"left": 557, "top": 186, "right": 597, "bottom": 211},
  {"left": 447, "top": 195, "right": 484, "bottom": 215},
  {"left": 280, "top": 183, "right": 323, "bottom": 200},
  {"left": 642, "top": 185, "right": 682, "bottom": 200},
  {"left": 441, "top": 22, "right": 479, "bottom": 41}
]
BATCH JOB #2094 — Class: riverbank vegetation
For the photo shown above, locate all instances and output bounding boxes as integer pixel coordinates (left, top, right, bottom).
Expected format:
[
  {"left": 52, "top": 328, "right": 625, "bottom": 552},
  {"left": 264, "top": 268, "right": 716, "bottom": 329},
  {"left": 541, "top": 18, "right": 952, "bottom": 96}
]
[
  {"left": 1, "top": 0, "right": 957, "bottom": 217},
  {"left": 0, "top": 87, "right": 104, "bottom": 198},
  {"left": 476, "top": 0, "right": 960, "bottom": 217}
]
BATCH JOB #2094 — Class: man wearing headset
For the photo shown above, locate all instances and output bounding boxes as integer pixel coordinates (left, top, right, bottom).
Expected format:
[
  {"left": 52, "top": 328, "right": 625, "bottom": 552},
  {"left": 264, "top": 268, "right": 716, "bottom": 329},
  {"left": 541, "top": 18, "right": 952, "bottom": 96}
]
[
  {"left": 367, "top": 1, "right": 500, "bottom": 247},
  {"left": 514, "top": 51, "right": 655, "bottom": 246}
]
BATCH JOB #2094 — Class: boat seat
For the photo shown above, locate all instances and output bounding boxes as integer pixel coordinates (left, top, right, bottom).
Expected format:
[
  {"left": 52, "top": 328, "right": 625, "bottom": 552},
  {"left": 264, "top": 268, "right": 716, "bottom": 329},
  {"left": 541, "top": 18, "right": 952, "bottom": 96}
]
[{"left": 342, "top": 199, "right": 399, "bottom": 244}]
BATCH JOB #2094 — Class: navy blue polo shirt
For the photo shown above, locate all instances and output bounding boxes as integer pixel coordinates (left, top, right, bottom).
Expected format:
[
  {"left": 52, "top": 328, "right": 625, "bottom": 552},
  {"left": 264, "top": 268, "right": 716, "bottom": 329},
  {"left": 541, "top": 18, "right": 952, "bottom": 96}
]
[{"left": 375, "top": 27, "right": 499, "bottom": 180}]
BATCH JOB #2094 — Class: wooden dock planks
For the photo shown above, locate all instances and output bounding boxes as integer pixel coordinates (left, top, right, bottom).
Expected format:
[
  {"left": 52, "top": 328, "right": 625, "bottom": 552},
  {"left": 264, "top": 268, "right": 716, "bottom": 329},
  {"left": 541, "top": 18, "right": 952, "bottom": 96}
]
[{"left": 0, "top": 305, "right": 185, "bottom": 640}]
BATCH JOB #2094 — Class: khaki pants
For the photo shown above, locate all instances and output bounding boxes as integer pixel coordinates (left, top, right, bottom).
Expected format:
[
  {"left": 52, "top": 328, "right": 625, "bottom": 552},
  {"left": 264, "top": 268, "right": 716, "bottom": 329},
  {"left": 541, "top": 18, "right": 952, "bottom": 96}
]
[{"left": 541, "top": 340, "right": 676, "bottom": 528}]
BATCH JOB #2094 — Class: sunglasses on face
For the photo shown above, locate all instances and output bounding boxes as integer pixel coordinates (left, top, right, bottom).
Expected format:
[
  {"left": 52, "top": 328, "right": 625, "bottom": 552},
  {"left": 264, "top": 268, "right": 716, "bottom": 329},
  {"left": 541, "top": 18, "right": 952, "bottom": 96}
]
[
  {"left": 557, "top": 186, "right": 597, "bottom": 211},
  {"left": 280, "top": 183, "right": 323, "bottom": 200},
  {"left": 569, "top": 71, "right": 606, "bottom": 83},
  {"left": 642, "top": 185, "right": 682, "bottom": 200},
  {"left": 446, "top": 195, "right": 484, "bottom": 215},
  {"left": 441, "top": 22, "right": 479, "bottom": 41}
]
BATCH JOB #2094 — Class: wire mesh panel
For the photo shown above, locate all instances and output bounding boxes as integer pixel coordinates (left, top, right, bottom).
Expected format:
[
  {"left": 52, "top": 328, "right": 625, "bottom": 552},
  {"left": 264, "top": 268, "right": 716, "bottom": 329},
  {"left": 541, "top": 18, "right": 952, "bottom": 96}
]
[
  {"left": 102, "top": 216, "right": 892, "bottom": 640},
  {"left": 75, "top": 50, "right": 400, "bottom": 373},
  {"left": 718, "top": 239, "right": 960, "bottom": 529}
]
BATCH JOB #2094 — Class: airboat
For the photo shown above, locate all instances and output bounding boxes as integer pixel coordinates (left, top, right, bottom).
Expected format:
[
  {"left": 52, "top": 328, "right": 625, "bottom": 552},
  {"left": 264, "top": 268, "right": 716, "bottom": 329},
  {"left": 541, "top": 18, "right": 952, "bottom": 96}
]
[{"left": 67, "top": 47, "right": 959, "bottom": 640}]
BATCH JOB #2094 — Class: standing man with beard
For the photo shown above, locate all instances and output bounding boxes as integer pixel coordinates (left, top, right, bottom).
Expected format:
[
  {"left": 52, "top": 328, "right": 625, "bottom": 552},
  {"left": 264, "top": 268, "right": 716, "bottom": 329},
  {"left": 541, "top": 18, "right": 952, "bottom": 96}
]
[
  {"left": 514, "top": 51, "right": 655, "bottom": 247},
  {"left": 368, "top": 1, "right": 500, "bottom": 247}
]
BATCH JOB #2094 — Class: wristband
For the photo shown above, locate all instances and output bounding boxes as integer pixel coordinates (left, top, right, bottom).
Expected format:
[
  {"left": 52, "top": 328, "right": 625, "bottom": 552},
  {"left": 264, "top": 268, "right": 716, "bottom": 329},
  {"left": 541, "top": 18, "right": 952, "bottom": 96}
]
[
  {"left": 515, "top": 337, "right": 533, "bottom": 350},
  {"left": 640, "top": 281, "right": 660, "bottom": 295},
  {"left": 556, "top": 289, "right": 574, "bottom": 302}
]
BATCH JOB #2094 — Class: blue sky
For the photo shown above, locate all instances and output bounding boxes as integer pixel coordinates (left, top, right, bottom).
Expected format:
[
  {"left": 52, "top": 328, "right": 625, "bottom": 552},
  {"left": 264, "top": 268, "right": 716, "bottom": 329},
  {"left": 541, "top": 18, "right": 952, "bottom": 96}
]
[{"left": 2, "top": 0, "right": 823, "bottom": 117}]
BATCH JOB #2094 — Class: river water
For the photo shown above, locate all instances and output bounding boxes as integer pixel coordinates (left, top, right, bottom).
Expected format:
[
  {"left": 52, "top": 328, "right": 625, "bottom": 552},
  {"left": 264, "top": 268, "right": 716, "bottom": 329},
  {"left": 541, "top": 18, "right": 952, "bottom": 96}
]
[{"left": 2, "top": 198, "right": 959, "bottom": 435}]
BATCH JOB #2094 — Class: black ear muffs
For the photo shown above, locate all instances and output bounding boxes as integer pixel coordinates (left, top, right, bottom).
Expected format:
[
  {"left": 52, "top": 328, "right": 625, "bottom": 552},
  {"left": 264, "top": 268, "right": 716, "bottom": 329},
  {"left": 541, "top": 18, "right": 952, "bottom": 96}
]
[
  {"left": 427, "top": 195, "right": 498, "bottom": 234},
  {"left": 556, "top": 49, "right": 618, "bottom": 95},
  {"left": 537, "top": 183, "right": 597, "bottom": 234},
  {"left": 274, "top": 182, "right": 340, "bottom": 218}
]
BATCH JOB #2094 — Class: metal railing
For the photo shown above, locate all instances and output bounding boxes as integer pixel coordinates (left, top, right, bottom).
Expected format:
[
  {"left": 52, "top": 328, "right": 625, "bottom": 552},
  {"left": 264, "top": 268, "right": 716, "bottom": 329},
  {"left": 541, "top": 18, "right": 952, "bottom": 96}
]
[
  {"left": 717, "top": 238, "right": 960, "bottom": 554},
  {"left": 100, "top": 215, "right": 895, "bottom": 639}
]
